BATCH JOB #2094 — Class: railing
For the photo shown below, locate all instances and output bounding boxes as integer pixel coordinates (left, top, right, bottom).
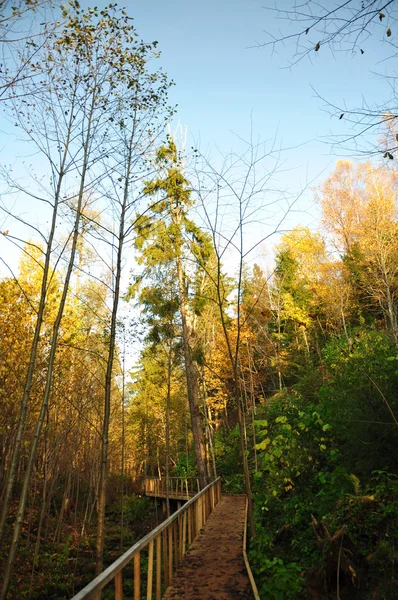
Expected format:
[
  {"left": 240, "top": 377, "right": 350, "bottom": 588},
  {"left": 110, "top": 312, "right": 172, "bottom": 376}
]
[
  {"left": 243, "top": 498, "right": 261, "bottom": 600},
  {"left": 143, "top": 476, "right": 201, "bottom": 499},
  {"left": 70, "top": 477, "right": 221, "bottom": 600}
]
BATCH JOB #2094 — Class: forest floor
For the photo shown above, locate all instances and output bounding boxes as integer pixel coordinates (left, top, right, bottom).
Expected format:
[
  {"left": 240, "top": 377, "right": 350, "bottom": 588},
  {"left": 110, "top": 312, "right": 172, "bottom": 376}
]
[
  {"left": 0, "top": 493, "right": 161, "bottom": 599},
  {"left": 163, "top": 495, "right": 253, "bottom": 600}
]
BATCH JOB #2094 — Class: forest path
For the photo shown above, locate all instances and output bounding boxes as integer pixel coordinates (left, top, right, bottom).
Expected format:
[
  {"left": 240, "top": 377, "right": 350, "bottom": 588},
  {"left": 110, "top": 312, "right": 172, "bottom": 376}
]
[{"left": 162, "top": 495, "right": 253, "bottom": 599}]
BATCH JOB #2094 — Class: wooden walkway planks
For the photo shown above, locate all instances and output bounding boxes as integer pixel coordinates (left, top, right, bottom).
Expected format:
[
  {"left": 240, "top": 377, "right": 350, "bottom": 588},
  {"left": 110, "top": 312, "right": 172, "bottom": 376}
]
[{"left": 162, "top": 495, "right": 254, "bottom": 599}]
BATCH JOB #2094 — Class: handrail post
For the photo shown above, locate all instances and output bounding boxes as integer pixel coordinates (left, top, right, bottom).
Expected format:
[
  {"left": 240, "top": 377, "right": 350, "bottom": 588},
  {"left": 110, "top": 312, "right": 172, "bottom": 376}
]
[
  {"left": 147, "top": 540, "right": 154, "bottom": 600},
  {"left": 163, "top": 528, "right": 169, "bottom": 588},
  {"left": 173, "top": 520, "right": 179, "bottom": 569},
  {"left": 168, "top": 524, "right": 173, "bottom": 583},
  {"left": 156, "top": 535, "right": 161, "bottom": 600},
  {"left": 134, "top": 552, "right": 140, "bottom": 600},
  {"left": 115, "top": 571, "right": 122, "bottom": 600}
]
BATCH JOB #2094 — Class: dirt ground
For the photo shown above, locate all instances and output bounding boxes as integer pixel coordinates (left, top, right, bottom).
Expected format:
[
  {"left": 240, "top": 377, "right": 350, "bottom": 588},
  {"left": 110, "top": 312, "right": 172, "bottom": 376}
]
[{"left": 163, "top": 495, "right": 254, "bottom": 600}]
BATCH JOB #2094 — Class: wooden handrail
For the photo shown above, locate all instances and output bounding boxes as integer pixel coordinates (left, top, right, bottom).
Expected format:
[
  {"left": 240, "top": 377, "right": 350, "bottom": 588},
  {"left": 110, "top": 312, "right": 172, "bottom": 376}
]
[
  {"left": 143, "top": 476, "right": 207, "bottom": 498},
  {"left": 70, "top": 478, "right": 221, "bottom": 600},
  {"left": 243, "top": 498, "right": 261, "bottom": 600}
]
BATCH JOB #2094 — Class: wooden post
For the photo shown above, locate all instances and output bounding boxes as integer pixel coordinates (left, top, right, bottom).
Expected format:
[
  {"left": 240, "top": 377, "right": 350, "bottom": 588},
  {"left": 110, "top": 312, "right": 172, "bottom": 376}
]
[
  {"left": 156, "top": 535, "right": 161, "bottom": 600},
  {"left": 188, "top": 505, "right": 192, "bottom": 544},
  {"left": 182, "top": 510, "right": 187, "bottom": 556},
  {"left": 168, "top": 524, "right": 173, "bottom": 582},
  {"left": 134, "top": 552, "right": 140, "bottom": 600},
  {"left": 178, "top": 514, "right": 183, "bottom": 559},
  {"left": 196, "top": 496, "right": 202, "bottom": 536},
  {"left": 162, "top": 529, "right": 169, "bottom": 588},
  {"left": 173, "top": 520, "right": 179, "bottom": 568},
  {"left": 115, "top": 571, "right": 123, "bottom": 600},
  {"left": 147, "top": 540, "right": 154, "bottom": 600}
]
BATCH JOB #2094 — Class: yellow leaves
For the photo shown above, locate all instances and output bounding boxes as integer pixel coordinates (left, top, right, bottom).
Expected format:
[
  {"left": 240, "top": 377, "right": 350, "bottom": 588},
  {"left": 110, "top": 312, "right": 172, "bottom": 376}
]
[
  {"left": 281, "top": 292, "right": 310, "bottom": 326},
  {"left": 256, "top": 438, "right": 271, "bottom": 451}
]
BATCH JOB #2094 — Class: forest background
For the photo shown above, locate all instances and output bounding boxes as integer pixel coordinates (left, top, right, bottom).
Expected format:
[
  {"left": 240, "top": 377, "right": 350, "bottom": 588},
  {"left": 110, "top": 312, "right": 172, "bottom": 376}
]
[{"left": 0, "top": 1, "right": 398, "bottom": 599}]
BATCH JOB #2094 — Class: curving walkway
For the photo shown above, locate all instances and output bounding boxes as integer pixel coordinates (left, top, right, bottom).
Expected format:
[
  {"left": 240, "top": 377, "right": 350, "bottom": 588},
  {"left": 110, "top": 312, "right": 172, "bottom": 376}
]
[{"left": 162, "top": 495, "right": 254, "bottom": 599}]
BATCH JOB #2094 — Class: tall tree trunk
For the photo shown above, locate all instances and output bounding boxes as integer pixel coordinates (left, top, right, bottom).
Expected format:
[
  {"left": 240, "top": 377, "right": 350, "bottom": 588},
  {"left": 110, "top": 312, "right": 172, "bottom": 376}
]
[
  {"left": 202, "top": 378, "right": 217, "bottom": 479},
  {"left": 165, "top": 341, "right": 172, "bottom": 518},
  {"left": 215, "top": 269, "right": 256, "bottom": 540},
  {"left": 120, "top": 346, "right": 125, "bottom": 551},
  {"left": 176, "top": 255, "right": 208, "bottom": 489},
  {"left": 95, "top": 119, "right": 135, "bottom": 576}
]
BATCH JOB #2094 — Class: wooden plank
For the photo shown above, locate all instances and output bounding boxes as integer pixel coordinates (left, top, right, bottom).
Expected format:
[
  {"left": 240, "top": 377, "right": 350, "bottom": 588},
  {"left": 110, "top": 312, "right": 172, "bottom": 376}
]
[
  {"left": 115, "top": 571, "right": 123, "bottom": 600},
  {"left": 134, "top": 552, "right": 140, "bottom": 600},
  {"left": 147, "top": 540, "right": 154, "bottom": 600},
  {"left": 156, "top": 535, "right": 161, "bottom": 600}
]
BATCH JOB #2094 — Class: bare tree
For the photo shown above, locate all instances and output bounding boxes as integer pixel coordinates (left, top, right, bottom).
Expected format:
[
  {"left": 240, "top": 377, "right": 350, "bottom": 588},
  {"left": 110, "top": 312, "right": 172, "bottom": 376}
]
[
  {"left": 260, "top": 0, "right": 398, "bottom": 157},
  {"left": 194, "top": 135, "right": 301, "bottom": 538},
  {"left": 0, "top": 0, "right": 63, "bottom": 100}
]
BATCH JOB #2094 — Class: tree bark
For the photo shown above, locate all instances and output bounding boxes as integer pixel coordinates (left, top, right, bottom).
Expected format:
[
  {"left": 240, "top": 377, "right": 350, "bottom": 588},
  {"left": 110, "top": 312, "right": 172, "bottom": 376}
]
[{"left": 176, "top": 254, "right": 208, "bottom": 489}]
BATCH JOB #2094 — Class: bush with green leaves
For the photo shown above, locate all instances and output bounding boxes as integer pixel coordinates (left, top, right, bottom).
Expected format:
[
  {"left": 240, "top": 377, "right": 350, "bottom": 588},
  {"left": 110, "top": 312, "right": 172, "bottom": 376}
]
[
  {"left": 319, "top": 470, "right": 398, "bottom": 598},
  {"left": 319, "top": 328, "right": 398, "bottom": 475},
  {"left": 172, "top": 453, "right": 198, "bottom": 477},
  {"left": 254, "top": 391, "right": 335, "bottom": 502}
]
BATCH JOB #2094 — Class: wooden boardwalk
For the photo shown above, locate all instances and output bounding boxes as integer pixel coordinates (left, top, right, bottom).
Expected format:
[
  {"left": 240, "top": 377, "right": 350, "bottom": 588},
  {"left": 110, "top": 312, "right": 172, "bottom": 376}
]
[
  {"left": 70, "top": 480, "right": 259, "bottom": 600},
  {"left": 163, "top": 495, "right": 254, "bottom": 600}
]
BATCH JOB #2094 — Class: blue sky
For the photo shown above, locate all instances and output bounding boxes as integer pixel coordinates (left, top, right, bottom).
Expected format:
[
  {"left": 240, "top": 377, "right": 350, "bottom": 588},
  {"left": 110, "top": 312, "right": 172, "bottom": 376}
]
[
  {"left": 0, "top": 0, "right": 394, "bottom": 275},
  {"left": 128, "top": 0, "right": 390, "bottom": 158},
  {"left": 124, "top": 0, "right": 392, "bottom": 264},
  {"left": 127, "top": 0, "right": 392, "bottom": 234}
]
